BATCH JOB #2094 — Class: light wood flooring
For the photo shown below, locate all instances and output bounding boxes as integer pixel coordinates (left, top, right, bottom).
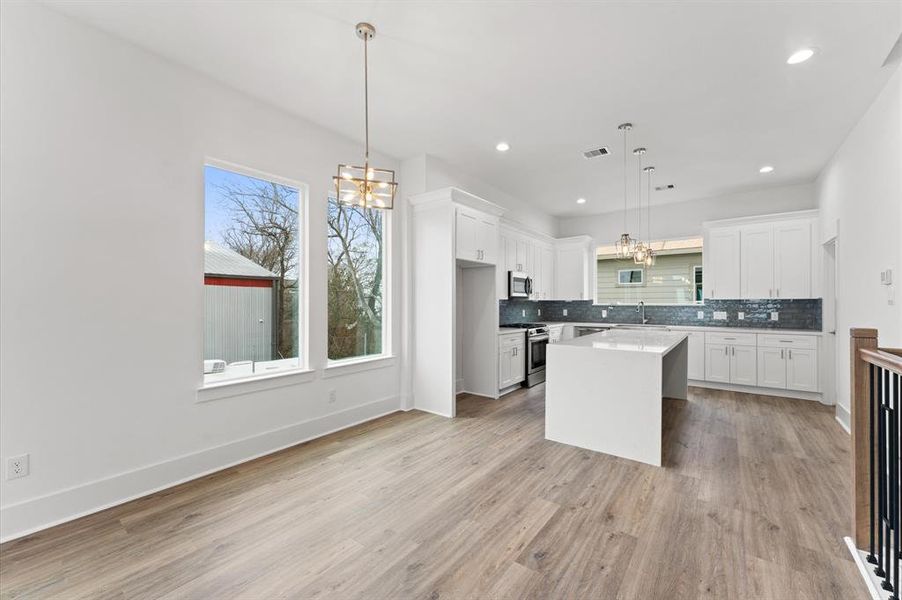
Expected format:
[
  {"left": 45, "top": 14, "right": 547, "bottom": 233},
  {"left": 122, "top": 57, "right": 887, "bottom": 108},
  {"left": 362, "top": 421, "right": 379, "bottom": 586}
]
[{"left": 0, "top": 386, "right": 863, "bottom": 599}]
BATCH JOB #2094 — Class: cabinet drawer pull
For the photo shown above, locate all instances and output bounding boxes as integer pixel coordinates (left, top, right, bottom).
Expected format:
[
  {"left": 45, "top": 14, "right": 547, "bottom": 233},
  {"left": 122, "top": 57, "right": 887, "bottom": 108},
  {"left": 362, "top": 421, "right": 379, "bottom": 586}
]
[
  {"left": 788, "top": 349, "right": 792, "bottom": 359},
  {"left": 779, "top": 340, "right": 794, "bottom": 343},
  {"left": 780, "top": 349, "right": 784, "bottom": 359}
]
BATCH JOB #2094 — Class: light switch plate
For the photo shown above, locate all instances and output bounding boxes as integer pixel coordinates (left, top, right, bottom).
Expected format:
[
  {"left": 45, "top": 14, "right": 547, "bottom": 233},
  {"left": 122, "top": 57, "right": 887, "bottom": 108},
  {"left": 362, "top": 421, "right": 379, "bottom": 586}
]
[
  {"left": 563, "top": 309, "right": 568, "bottom": 316},
  {"left": 697, "top": 311, "right": 704, "bottom": 320},
  {"left": 738, "top": 312, "right": 745, "bottom": 320},
  {"left": 602, "top": 309, "right": 607, "bottom": 318},
  {"left": 770, "top": 311, "right": 779, "bottom": 321},
  {"left": 713, "top": 311, "right": 727, "bottom": 320},
  {"left": 537, "top": 309, "right": 541, "bottom": 316}
]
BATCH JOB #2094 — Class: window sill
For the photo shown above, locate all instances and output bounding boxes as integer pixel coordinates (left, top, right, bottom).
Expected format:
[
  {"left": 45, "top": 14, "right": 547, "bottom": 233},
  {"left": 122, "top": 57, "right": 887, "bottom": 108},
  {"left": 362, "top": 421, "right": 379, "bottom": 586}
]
[
  {"left": 322, "top": 355, "right": 396, "bottom": 378},
  {"left": 196, "top": 368, "right": 316, "bottom": 403}
]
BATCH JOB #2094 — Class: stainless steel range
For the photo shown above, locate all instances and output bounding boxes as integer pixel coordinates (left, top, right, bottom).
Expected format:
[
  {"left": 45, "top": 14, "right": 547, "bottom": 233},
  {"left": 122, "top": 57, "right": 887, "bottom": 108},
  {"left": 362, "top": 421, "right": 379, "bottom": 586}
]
[{"left": 500, "top": 322, "right": 549, "bottom": 387}]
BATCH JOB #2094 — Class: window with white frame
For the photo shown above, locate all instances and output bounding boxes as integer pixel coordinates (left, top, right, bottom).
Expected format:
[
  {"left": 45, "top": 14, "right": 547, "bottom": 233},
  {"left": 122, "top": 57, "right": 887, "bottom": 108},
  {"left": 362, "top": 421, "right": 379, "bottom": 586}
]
[
  {"left": 327, "top": 196, "right": 387, "bottom": 361},
  {"left": 203, "top": 162, "right": 305, "bottom": 384}
]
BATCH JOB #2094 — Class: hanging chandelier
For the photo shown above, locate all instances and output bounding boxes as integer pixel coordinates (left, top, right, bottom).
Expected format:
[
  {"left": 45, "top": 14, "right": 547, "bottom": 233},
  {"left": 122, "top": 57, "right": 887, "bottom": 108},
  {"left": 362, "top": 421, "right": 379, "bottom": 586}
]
[
  {"left": 334, "top": 23, "right": 397, "bottom": 210},
  {"left": 642, "top": 165, "right": 656, "bottom": 267},
  {"left": 632, "top": 147, "right": 648, "bottom": 265},
  {"left": 614, "top": 123, "right": 636, "bottom": 259}
]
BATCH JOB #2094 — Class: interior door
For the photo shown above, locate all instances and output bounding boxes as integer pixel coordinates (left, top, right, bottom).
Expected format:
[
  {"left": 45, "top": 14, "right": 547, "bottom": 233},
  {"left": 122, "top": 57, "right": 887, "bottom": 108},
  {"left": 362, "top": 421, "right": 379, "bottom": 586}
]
[
  {"left": 730, "top": 345, "right": 757, "bottom": 385},
  {"left": 705, "top": 344, "right": 731, "bottom": 383},
  {"left": 740, "top": 224, "right": 774, "bottom": 299},
  {"left": 774, "top": 221, "right": 812, "bottom": 298},
  {"left": 757, "top": 347, "right": 787, "bottom": 389}
]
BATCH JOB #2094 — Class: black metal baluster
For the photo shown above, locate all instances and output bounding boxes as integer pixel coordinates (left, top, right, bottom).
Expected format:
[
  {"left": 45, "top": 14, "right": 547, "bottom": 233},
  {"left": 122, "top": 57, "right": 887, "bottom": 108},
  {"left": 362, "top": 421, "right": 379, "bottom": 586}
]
[
  {"left": 870, "top": 363, "right": 878, "bottom": 565},
  {"left": 877, "top": 366, "right": 887, "bottom": 579},
  {"left": 890, "top": 372, "right": 899, "bottom": 600}
]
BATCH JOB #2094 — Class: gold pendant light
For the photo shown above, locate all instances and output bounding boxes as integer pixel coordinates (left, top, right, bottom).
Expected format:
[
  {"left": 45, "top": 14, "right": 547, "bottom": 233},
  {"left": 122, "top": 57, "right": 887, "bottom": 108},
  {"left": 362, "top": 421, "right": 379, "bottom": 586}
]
[
  {"left": 614, "top": 123, "right": 636, "bottom": 259},
  {"left": 334, "top": 23, "right": 397, "bottom": 210},
  {"left": 632, "top": 147, "right": 648, "bottom": 265}
]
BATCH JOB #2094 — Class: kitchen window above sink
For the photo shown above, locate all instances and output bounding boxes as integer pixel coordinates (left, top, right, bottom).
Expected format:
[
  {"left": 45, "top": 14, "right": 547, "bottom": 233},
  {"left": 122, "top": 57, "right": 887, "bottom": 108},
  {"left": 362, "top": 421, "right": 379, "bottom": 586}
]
[{"left": 596, "top": 237, "right": 703, "bottom": 305}]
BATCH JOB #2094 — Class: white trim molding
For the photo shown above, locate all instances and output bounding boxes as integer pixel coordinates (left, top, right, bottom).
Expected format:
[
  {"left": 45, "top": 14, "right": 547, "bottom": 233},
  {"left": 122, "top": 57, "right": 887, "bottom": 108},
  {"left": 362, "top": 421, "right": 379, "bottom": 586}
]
[
  {"left": 0, "top": 396, "right": 400, "bottom": 543},
  {"left": 835, "top": 403, "right": 851, "bottom": 433}
]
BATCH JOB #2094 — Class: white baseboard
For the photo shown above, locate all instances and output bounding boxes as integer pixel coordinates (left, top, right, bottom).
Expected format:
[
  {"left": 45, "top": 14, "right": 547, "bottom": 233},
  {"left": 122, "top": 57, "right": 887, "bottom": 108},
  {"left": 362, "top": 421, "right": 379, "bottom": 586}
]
[
  {"left": 835, "top": 404, "right": 851, "bottom": 434},
  {"left": 0, "top": 396, "right": 399, "bottom": 543},
  {"left": 688, "top": 380, "right": 823, "bottom": 402},
  {"left": 845, "top": 536, "right": 890, "bottom": 600}
]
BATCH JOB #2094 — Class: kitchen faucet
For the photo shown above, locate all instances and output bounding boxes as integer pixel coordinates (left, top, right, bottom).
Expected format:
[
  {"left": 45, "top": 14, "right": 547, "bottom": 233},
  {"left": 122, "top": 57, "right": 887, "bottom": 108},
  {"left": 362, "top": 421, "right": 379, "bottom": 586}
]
[{"left": 636, "top": 301, "right": 648, "bottom": 324}]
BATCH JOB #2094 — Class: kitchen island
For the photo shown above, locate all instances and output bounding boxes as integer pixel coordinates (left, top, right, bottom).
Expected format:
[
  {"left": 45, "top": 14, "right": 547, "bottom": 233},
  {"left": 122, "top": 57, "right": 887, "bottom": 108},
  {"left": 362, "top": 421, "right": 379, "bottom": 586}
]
[{"left": 545, "top": 328, "right": 689, "bottom": 467}]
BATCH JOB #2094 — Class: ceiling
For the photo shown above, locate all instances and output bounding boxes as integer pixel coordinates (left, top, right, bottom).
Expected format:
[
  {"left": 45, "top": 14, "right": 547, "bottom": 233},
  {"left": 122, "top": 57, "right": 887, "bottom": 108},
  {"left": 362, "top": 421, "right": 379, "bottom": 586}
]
[{"left": 46, "top": 1, "right": 901, "bottom": 217}]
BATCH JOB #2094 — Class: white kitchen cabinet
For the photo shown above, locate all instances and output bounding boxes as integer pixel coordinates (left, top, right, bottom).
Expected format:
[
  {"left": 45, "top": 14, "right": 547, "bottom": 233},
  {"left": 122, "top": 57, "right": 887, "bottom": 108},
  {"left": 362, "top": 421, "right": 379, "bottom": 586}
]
[
  {"left": 740, "top": 225, "right": 774, "bottom": 299},
  {"left": 686, "top": 331, "right": 706, "bottom": 380},
  {"left": 729, "top": 345, "right": 757, "bottom": 386},
  {"left": 499, "top": 333, "right": 526, "bottom": 390},
  {"left": 705, "top": 344, "right": 731, "bottom": 383},
  {"left": 456, "top": 207, "right": 497, "bottom": 265},
  {"left": 757, "top": 347, "right": 788, "bottom": 389},
  {"left": 554, "top": 236, "right": 595, "bottom": 301},
  {"left": 705, "top": 228, "right": 741, "bottom": 299},
  {"left": 705, "top": 212, "right": 817, "bottom": 300},
  {"left": 540, "top": 246, "right": 554, "bottom": 299},
  {"left": 787, "top": 347, "right": 818, "bottom": 392},
  {"left": 773, "top": 221, "right": 811, "bottom": 298}
]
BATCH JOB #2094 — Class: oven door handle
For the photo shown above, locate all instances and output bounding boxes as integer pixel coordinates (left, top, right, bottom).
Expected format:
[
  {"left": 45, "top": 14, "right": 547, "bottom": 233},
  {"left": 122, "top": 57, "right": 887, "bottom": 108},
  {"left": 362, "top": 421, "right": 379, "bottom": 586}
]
[{"left": 530, "top": 335, "right": 550, "bottom": 342}]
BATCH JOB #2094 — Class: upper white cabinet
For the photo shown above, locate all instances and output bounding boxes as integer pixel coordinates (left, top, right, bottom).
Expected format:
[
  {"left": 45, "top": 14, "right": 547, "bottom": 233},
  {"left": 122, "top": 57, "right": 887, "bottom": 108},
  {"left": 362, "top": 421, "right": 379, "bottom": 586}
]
[
  {"left": 705, "top": 228, "right": 741, "bottom": 299},
  {"left": 496, "top": 226, "right": 557, "bottom": 300},
  {"left": 456, "top": 207, "right": 498, "bottom": 265},
  {"left": 704, "top": 211, "right": 818, "bottom": 300},
  {"left": 739, "top": 224, "right": 774, "bottom": 299},
  {"left": 554, "top": 236, "right": 595, "bottom": 301},
  {"left": 773, "top": 221, "right": 812, "bottom": 299}
]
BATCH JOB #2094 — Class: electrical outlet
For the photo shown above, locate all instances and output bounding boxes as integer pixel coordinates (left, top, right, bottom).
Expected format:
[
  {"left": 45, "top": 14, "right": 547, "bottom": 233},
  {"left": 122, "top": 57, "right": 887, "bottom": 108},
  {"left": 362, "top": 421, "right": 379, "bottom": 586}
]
[
  {"left": 770, "top": 311, "right": 779, "bottom": 321},
  {"left": 602, "top": 309, "right": 607, "bottom": 318},
  {"left": 537, "top": 309, "right": 541, "bottom": 316},
  {"left": 738, "top": 312, "right": 745, "bottom": 320},
  {"left": 328, "top": 390, "right": 337, "bottom": 404},
  {"left": 522, "top": 309, "right": 526, "bottom": 317},
  {"left": 697, "top": 311, "right": 704, "bottom": 320},
  {"left": 6, "top": 454, "right": 29, "bottom": 480},
  {"left": 563, "top": 309, "right": 568, "bottom": 317},
  {"left": 713, "top": 311, "right": 727, "bottom": 320}
]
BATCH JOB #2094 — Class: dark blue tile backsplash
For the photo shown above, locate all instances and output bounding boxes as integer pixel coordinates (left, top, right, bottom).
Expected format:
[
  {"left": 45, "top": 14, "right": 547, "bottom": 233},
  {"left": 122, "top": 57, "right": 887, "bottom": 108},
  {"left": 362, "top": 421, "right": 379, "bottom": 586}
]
[{"left": 500, "top": 298, "right": 821, "bottom": 330}]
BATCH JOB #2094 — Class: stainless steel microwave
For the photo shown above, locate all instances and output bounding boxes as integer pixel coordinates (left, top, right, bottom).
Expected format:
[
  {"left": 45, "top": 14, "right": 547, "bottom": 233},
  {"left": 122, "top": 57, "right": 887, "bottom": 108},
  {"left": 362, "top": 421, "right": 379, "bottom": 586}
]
[{"left": 508, "top": 271, "right": 532, "bottom": 298}]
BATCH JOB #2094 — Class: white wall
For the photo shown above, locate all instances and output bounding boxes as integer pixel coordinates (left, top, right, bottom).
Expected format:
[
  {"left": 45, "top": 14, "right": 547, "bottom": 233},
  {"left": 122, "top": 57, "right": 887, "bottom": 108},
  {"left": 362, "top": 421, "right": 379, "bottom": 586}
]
[
  {"left": 401, "top": 154, "right": 558, "bottom": 237},
  {"left": 558, "top": 182, "right": 816, "bottom": 242},
  {"left": 816, "top": 65, "right": 902, "bottom": 428},
  {"left": 0, "top": 2, "right": 402, "bottom": 540}
]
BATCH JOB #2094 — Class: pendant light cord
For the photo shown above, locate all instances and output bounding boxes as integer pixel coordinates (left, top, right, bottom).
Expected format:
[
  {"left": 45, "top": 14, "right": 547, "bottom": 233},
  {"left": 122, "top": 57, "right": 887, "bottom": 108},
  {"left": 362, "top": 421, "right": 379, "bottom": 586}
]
[
  {"left": 622, "top": 127, "right": 628, "bottom": 232},
  {"left": 364, "top": 34, "right": 369, "bottom": 163},
  {"left": 636, "top": 150, "right": 643, "bottom": 236},
  {"left": 647, "top": 168, "right": 652, "bottom": 242}
]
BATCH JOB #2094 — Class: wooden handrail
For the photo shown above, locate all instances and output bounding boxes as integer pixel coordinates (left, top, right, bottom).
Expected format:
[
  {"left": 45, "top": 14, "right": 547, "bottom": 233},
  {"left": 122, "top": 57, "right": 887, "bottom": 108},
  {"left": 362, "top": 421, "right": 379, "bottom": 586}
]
[{"left": 860, "top": 347, "right": 902, "bottom": 374}]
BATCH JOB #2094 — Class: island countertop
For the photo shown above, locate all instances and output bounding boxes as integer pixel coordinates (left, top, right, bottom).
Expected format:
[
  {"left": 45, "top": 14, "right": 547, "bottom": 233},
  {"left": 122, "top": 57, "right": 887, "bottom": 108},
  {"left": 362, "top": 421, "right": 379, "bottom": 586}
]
[{"left": 554, "top": 328, "right": 688, "bottom": 355}]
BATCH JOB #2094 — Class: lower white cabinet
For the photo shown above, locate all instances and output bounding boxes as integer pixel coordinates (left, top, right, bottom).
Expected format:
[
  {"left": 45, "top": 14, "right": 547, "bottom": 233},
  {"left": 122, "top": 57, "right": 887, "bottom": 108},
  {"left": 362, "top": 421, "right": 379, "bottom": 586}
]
[
  {"left": 499, "top": 333, "right": 526, "bottom": 389},
  {"left": 756, "top": 335, "right": 818, "bottom": 392},
  {"left": 705, "top": 336, "right": 757, "bottom": 385},
  {"left": 730, "top": 345, "right": 757, "bottom": 386},
  {"left": 786, "top": 348, "right": 818, "bottom": 391},
  {"left": 757, "top": 347, "right": 788, "bottom": 388}
]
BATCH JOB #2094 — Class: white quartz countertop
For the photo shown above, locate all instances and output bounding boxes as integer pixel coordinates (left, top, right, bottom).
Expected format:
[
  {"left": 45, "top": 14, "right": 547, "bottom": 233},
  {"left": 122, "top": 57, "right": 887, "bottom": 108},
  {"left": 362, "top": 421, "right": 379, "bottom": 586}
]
[{"left": 553, "top": 328, "right": 689, "bottom": 355}]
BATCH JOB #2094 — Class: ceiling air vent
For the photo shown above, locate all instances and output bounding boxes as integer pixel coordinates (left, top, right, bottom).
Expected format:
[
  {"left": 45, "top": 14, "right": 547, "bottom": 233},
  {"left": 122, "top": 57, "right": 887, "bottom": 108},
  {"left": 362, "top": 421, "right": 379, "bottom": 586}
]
[
  {"left": 582, "top": 146, "right": 611, "bottom": 159},
  {"left": 655, "top": 184, "right": 675, "bottom": 191}
]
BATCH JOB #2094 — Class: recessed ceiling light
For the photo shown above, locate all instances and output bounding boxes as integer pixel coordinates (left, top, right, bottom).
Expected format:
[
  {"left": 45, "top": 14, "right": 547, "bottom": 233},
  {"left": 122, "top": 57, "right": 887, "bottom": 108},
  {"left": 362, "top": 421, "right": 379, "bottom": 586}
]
[
  {"left": 759, "top": 165, "right": 774, "bottom": 174},
  {"left": 495, "top": 141, "right": 510, "bottom": 152},
  {"left": 576, "top": 197, "right": 587, "bottom": 204},
  {"left": 787, "top": 48, "right": 815, "bottom": 65}
]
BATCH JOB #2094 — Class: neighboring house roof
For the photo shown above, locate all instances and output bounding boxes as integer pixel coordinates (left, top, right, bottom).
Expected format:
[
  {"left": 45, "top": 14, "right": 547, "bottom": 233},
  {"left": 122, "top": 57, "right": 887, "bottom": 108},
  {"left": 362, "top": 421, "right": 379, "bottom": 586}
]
[{"left": 204, "top": 240, "right": 277, "bottom": 279}]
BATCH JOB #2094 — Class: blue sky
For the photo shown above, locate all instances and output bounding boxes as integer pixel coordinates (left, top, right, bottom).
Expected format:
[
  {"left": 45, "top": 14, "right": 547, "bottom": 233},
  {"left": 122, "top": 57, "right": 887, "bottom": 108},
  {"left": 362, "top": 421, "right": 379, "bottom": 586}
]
[{"left": 204, "top": 165, "right": 245, "bottom": 243}]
